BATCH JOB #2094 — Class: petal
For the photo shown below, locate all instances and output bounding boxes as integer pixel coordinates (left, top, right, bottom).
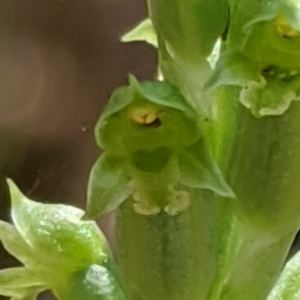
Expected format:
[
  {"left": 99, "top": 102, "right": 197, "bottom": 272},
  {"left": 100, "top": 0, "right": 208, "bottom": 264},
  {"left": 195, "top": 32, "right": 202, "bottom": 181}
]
[
  {"left": 178, "top": 144, "right": 235, "bottom": 198},
  {"left": 0, "top": 221, "right": 33, "bottom": 267},
  {"left": 205, "top": 51, "right": 261, "bottom": 90},
  {"left": 0, "top": 267, "right": 44, "bottom": 289},
  {"left": 95, "top": 86, "right": 135, "bottom": 150},
  {"left": 122, "top": 18, "right": 158, "bottom": 48},
  {"left": 0, "top": 267, "right": 45, "bottom": 300},
  {"left": 2, "top": 287, "right": 44, "bottom": 300},
  {"left": 128, "top": 75, "right": 198, "bottom": 120},
  {"left": 84, "top": 154, "right": 132, "bottom": 219},
  {"left": 240, "top": 73, "right": 300, "bottom": 117}
]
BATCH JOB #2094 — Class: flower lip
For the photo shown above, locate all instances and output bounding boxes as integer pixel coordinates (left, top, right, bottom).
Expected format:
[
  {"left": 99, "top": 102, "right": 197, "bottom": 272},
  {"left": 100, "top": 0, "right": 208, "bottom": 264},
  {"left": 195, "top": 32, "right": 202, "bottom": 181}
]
[{"left": 131, "top": 147, "right": 172, "bottom": 173}]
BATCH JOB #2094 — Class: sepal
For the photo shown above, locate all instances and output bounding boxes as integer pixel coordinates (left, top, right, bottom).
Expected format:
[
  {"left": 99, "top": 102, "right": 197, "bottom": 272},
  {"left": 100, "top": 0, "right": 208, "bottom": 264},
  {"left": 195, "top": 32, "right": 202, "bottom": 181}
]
[
  {"left": 84, "top": 154, "right": 132, "bottom": 219},
  {"left": 122, "top": 19, "right": 157, "bottom": 48},
  {"left": 0, "top": 268, "right": 45, "bottom": 300},
  {"left": 178, "top": 146, "right": 235, "bottom": 199}
]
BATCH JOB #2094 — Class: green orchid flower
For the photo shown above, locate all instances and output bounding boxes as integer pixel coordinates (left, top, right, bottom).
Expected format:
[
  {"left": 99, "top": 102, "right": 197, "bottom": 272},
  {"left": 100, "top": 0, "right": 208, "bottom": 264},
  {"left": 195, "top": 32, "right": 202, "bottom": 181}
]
[{"left": 85, "top": 75, "right": 234, "bottom": 219}]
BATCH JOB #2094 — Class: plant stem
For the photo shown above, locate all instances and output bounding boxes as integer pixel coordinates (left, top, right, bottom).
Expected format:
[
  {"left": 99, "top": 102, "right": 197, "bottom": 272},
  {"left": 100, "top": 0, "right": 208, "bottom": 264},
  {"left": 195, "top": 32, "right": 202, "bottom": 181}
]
[
  {"left": 206, "top": 85, "right": 300, "bottom": 300},
  {"left": 116, "top": 190, "right": 219, "bottom": 300},
  {"left": 210, "top": 226, "right": 295, "bottom": 300},
  {"left": 225, "top": 96, "right": 300, "bottom": 233}
]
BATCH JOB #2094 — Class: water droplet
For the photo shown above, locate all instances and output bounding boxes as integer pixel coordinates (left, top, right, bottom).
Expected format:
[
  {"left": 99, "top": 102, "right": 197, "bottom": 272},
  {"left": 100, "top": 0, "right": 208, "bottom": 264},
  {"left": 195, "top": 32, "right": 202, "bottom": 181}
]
[{"left": 84, "top": 264, "right": 113, "bottom": 296}]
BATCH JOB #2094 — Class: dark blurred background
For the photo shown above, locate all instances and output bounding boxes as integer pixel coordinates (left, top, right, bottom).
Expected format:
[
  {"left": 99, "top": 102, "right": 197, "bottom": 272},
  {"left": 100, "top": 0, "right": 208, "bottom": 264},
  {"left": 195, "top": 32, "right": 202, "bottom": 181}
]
[{"left": 0, "top": 0, "right": 156, "bottom": 299}]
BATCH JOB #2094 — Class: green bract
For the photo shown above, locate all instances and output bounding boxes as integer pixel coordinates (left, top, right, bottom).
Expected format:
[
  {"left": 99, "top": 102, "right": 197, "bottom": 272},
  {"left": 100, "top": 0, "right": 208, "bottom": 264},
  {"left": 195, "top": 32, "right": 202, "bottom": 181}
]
[
  {"left": 85, "top": 75, "right": 234, "bottom": 219},
  {"left": 122, "top": 18, "right": 158, "bottom": 48},
  {"left": 142, "top": 0, "right": 228, "bottom": 115},
  {"left": 148, "top": 0, "right": 228, "bottom": 59},
  {"left": 268, "top": 249, "right": 300, "bottom": 300},
  {"left": 0, "top": 179, "right": 126, "bottom": 300}
]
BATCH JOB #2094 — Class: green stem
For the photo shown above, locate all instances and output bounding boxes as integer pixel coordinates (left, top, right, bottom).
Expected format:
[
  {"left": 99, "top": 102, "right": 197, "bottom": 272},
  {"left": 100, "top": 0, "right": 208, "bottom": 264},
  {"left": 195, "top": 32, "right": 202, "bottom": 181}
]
[
  {"left": 207, "top": 85, "right": 300, "bottom": 300},
  {"left": 116, "top": 190, "right": 219, "bottom": 300},
  {"left": 213, "top": 227, "right": 295, "bottom": 300},
  {"left": 227, "top": 99, "right": 300, "bottom": 232},
  {"left": 205, "top": 214, "right": 239, "bottom": 300}
]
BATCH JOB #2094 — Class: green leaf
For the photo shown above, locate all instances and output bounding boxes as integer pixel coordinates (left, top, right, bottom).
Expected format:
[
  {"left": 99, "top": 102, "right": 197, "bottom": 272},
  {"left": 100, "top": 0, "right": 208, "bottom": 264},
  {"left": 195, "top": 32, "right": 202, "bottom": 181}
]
[
  {"left": 12, "top": 293, "right": 41, "bottom": 300},
  {"left": 11, "top": 293, "right": 40, "bottom": 300},
  {"left": 148, "top": 0, "right": 228, "bottom": 58},
  {"left": 7, "top": 179, "right": 109, "bottom": 277},
  {"left": 0, "top": 221, "right": 34, "bottom": 267},
  {"left": 0, "top": 179, "right": 125, "bottom": 300},
  {"left": 0, "top": 267, "right": 44, "bottom": 289},
  {"left": 268, "top": 249, "right": 300, "bottom": 300},
  {"left": 1, "top": 287, "right": 44, "bottom": 300},
  {"left": 0, "top": 267, "right": 45, "bottom": 300},
  {"left": 205, "top": 51, "right": 262, "bottom": 90},
  {"left": 122, "top": 18, "right": 158, "bottom": 47},
  {"left": 84, "top": 154, "right": 132, "bottom": 219}
]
